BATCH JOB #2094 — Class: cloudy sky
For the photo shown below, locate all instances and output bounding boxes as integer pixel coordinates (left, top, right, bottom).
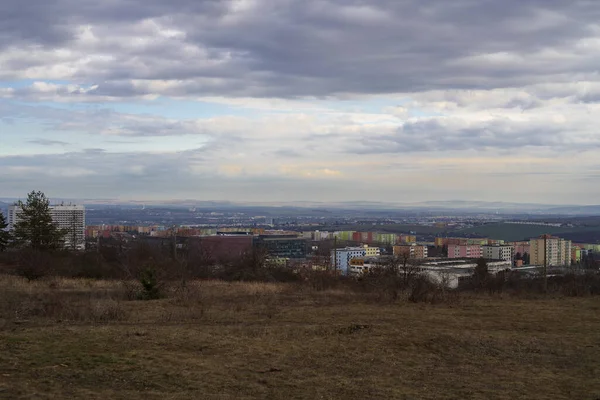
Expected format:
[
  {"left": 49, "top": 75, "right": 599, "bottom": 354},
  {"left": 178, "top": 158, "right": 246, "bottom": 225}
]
[{"left": 2, "top": 0, "right": 600, "bottom": 204}]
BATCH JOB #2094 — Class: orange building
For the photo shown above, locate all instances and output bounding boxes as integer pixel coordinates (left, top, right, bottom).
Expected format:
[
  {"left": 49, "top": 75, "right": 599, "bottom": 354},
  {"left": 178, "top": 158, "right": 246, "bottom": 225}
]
[{"left": 393, "top": 244, "right": 428, "bottom": 259}]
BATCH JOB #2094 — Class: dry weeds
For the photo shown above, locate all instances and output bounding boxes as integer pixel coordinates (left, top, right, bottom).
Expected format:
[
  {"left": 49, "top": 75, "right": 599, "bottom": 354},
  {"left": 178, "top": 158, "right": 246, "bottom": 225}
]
[{"left": 0, "top": 274, "right": 599, "bottom": 399}]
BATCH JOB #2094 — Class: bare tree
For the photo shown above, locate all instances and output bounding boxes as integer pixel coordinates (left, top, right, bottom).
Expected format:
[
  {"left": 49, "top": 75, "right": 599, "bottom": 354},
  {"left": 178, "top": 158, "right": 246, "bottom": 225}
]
[
  {"left": 68, "top": 212, "right": 82, "bottom": 251},
  {"left": 388, "top": 252, "right": 421, "bottom": 287}
]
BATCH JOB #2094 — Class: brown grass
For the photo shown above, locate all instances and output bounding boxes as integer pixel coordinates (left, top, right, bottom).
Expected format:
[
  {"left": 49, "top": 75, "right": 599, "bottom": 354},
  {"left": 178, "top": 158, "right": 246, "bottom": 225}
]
[{"left": 1, "top": 274, "right": 599, "bottom": 399}]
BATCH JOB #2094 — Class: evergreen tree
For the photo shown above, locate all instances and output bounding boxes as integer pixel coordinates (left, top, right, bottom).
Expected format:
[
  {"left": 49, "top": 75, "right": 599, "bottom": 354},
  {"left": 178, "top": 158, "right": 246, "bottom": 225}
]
[
  {"left": 0, "top": 211, "right": 11, "bottom": 251},
  {"left": 12, "top": 191, "right": 66, "bottom": 251}
]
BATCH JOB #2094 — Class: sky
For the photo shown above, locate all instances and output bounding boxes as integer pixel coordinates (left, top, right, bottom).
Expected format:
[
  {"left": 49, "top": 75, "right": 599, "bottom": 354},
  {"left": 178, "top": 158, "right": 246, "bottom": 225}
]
[{"left": 2, "top": 0, "right": 600, "bottom": 204}]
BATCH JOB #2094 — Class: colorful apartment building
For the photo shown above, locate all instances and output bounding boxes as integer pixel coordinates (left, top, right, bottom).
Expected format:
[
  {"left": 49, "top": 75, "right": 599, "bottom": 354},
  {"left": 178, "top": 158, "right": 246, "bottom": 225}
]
[
  {"left": 364, "top": 245, "right": 381, "bottom": 257},
  {"left": 448, "top": 244, "right": 482, "bottom": 259},
  {"left": 572, "top": 246, "right": 582, "bottom": 264},
  {"left": 393, "top": 244, "right": 428, "bottom": 259},
  {"left": 576, "top": 243, "right": 600, "bottom": 252},
  {"left": 331, "top": 247, "right": 367, "bottom": 275},
  {"left": 510, "top": 241, "right": 531, "bottom": 257},
  {"left": 530, "top": 235, "right": 572, "bottom": 266},
  {"left": 398, "top": 235, "right": 417, "bottom": 244}
]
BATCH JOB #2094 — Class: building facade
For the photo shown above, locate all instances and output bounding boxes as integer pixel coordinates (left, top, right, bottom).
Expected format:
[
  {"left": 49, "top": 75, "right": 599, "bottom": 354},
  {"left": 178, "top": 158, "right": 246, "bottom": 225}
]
[
  {"left": 393, "top": 244, "right": 428, "bottom": 259},
  {"left": 331, "top": 247, "right": 367, "bottom": 275},
  {"left": 448, "top": 244, "right": 482, "bottom": 259},
  {"left": 572, "top": 246, "right": 582, "bottom": 264},
  {"left": 510, "top": 241, "right": 531, "bottom": 257},
  {"left": 254, "top": 235, "right": 307, "bottom": 260},
  {"left": 529, "top": 235, "right": 572, "bottom": 266},
  {"left": 8, "top": 204, "right": 86, "bottom": 250},
  {"left": 363, "top": 245, "right": 381, "bottom": 257},
  {"left": 482, "top": 245, "right": 514, "bottom": 262}
]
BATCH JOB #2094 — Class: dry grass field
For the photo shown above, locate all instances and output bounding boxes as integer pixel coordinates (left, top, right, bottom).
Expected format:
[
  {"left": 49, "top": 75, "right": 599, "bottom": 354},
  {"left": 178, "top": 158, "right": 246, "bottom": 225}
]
[{"left": 1, "top": 274, "right": 600, "bottom": 399}]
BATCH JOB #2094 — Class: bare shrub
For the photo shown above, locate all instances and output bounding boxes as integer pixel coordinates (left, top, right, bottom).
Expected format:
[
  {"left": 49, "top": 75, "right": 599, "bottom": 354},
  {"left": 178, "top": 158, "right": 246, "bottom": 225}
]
[
  {"left": 81, "top": 298, "right": 128, "bottom": 323},
  {"left": 121, "top": 280, "right": 143, "bottom": 301},
  {"left": 301, "top": 270, "right": 345, "bottom": 291},
  {"left": 69, "top": 251, "right": 122, "bottom": 279},
  {"left": 408, "top": 275, "right": 459, "bottom": 304},
  {"left": 16, "top": 250, "right": 53, "bottom": 281},
  {"left": 554, "top": 272, "right": 600, "bottom": 297}
]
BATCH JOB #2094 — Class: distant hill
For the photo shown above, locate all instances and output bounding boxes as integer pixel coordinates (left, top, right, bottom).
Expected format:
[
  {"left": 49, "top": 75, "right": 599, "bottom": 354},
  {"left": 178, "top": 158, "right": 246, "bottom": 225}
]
[
  {"left": 454, "top": 223, "right": 600, "bottom": 242},
  {"left": 410, "top": 201, "right": 600, "bottom": 215},
  {"left": 544, "top": 205, "right": 600, "bottom": 215}
]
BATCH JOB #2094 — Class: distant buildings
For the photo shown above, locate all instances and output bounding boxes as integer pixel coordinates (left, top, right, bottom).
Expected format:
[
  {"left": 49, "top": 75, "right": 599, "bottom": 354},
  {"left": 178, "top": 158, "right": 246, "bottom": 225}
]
[
  {"left": 191, "top": 235, "right": 254, "bottom": 263},
  {"left": 482, "top": 245, "right": 514, "bottom": 262},
  {"left": 8, "top": 204, "right": 85, "bottom": 250},
  {"left": 303, "top": 230, "right": 415, "bottom": 245},
  {"left": 529, "top": 235, "right": 572, "bottom": 266},
  {"left": 576, "top": 243, "right": 600, "bottom": 252},
  {"left": 447, "top": 244, "right": 482, "bottom": 259},
  {"left": 393, "top": 244, "right": 428, "bottom": 259},
  {"left": 331, "top": 247, "right": 368, "bottom": 275},
  {"left": 364, "top": 245, "right": 381, "bottom": 257},
  {"left": 254, "top": 235, "right": 307, "bottom": 260},
  {"left": 572, "top": 246, "right": 582, "bottom": 264},
  {"left": 348, "top": 257, "right": 385, "bottom": 276},
  {"left": 510, "top": 241, "right": 531, "bottom": 257}
]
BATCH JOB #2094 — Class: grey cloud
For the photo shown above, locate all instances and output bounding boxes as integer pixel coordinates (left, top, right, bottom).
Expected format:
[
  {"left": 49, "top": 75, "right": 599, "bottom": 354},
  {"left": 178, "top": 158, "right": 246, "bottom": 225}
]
[
  {"left": 28, "top": 138, "right": 69, "bottom": 146},
  {"left": 270, "top": 149, "right": 303, "bottom": 158},
  {"left": 350, "top": 117, "right": 593, "bottom": 154},
  {"left": 2, "top": 1, "right": 600, "bottom": 97}
]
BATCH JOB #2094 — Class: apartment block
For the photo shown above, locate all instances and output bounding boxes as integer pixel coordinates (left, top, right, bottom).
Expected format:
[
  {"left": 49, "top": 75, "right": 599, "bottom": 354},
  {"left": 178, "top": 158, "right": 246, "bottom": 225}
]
[
  {"left": 529, "top": 235, "right": 572, "bottom": 266},
  {"left": 482, "top": 245, "right": 514, "bottom": 262},
  {"left": 331, "top": 247, "right": 367, "bottom": 275},
  {"left": 363, "top": 245, "right": 381, "bottom": 257},
  {"left": 393, "top": 244, "right": 428, "bottom": 259},
  {"left": 448, "top": 244, "right": 482, "bottom": 259},
  {"left": 510, "top": 241, "right": 531, "bottom": 257},
  {"left": 572, "top": 246, "right": 582, "bottom": 264}
]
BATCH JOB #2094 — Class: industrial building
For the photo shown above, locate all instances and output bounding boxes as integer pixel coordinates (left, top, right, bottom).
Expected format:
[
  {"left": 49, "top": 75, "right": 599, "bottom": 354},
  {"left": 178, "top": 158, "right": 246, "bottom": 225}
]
[{"left": 254, "top": 235, "right": 308, "bottom": 260}]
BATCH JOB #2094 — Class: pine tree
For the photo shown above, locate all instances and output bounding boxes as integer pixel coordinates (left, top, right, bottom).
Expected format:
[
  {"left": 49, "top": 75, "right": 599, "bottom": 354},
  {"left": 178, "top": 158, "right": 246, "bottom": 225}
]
[
  {"left": 12, "top": 191, "right": 66, "bottom": 251},
  {"left": 0, "top": 211, "right": 11, "bottom": 251}
]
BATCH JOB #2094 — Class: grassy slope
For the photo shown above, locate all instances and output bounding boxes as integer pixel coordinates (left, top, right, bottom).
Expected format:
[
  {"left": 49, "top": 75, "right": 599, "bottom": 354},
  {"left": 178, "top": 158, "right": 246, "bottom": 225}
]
[{"left": 1, "top": 278, "right": 600, "bottom": 399}]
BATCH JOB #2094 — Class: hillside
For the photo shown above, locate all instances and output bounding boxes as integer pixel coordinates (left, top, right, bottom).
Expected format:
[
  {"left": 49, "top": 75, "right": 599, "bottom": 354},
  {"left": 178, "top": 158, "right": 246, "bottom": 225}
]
[
  {"left": 454, "top": 223, "right": 592, "bottom": 242},
  {"left": 1, "top": 277, "right": 600, "bottom": 399}
]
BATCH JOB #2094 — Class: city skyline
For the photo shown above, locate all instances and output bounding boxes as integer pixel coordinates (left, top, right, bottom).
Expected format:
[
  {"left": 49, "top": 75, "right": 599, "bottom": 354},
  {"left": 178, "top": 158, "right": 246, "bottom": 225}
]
[{"left": 3, "top": 1, "right": 600, "bottom": 203}]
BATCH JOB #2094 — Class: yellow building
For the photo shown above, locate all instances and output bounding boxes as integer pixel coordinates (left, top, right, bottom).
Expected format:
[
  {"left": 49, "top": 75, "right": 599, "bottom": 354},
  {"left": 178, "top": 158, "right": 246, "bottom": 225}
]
[{"left": 364, "top": 245, "right": 380, "bottom": 257}]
